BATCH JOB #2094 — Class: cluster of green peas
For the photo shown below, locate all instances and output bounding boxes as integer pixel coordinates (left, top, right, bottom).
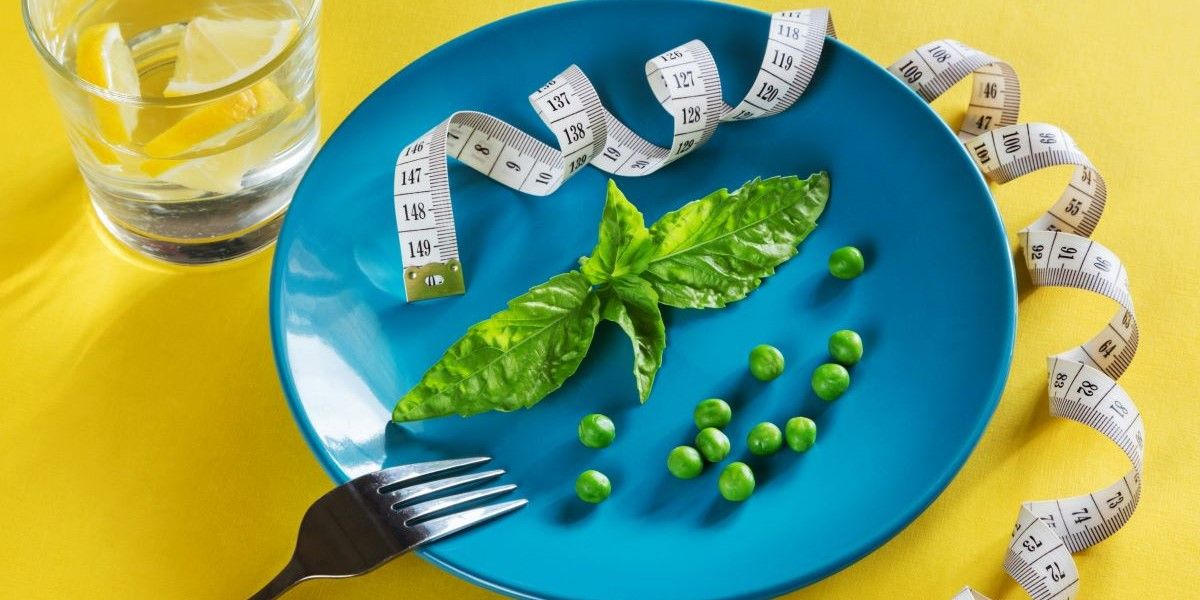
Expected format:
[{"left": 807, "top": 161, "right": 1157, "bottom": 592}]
[
  {"left": 667, "top": 326, "right": 864, "bottom": 501},
  {"left": 573, "top": 245, "right": 867, "bottom": 504}
]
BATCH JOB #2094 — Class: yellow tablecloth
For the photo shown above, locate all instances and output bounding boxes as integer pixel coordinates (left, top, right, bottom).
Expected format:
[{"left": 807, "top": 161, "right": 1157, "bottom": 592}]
[{"left": 2, "top": 1, "right": 1197, "bottom": 598}]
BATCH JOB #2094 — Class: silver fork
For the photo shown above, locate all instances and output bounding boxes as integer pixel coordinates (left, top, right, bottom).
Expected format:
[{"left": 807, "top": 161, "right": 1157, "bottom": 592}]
[{"left": 250, "top": 457, "right": 526, "bottom": 599}]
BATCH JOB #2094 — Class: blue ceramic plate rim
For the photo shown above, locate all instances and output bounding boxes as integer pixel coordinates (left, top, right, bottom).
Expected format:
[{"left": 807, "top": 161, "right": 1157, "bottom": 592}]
[{"left": 269, "top": 2, "right": 1017, "bottom": 597}]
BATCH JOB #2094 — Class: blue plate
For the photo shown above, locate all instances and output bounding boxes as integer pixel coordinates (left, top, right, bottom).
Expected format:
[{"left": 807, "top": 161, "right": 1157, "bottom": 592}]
[{"left": 270, "top": 1, "right": 1015, "bottom": 598}]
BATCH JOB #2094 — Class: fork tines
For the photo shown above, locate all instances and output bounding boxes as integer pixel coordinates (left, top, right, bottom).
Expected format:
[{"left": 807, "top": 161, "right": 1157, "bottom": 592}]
[{"left": 367, "top": 457, "right": 526, "bottom": 539}]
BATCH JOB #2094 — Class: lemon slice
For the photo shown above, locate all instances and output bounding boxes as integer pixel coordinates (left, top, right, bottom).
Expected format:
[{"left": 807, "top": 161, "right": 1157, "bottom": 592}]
[
  {"left": 75, "top": 22, "right": 140, "bottom": 146},
  {"left": 142, "top": 130, "right": 286, "bottom": 195},
  {"left": 163, "top": 17, "right": 299, "bottom": 97},
  {"left": 80, "top": 133, "right": 120, "bottom": 164},
  {"left": 144, "top": 79, "right": 287, "bottom": 158},
  {"left": 141, "top": 80, "right": 289, "bottom": 193}
]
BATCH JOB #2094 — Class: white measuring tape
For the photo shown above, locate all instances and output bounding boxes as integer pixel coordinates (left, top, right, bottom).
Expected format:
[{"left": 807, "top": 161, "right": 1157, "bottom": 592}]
[
  {"left": 393, "top": 9, "right": 833, "bottom": 301},
  {"left": 891, "top": 33, "right": 1141, "bottom": 600},
  {"left": 391, "top": 9, "right": 1142, "bottom": 599}
]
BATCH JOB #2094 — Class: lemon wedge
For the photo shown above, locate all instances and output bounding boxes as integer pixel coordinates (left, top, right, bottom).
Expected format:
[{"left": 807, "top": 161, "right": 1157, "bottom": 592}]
[
  {"left": 144, "top": 79, "right": 287, "bottom": 158},
  {"left": 141, "top": 128, "right": 288, "bottom": 195},
  {"left": 163, "top": 17, "right": 299, "bottom": 97},
  {"left": 141, "top": 80, "right": 289, "bottom": 193},
  {"left": 80, "top": 133, "right": 121, "bottom": 165},
  {"left": 75, "top": 23, "right": 140, "bottom": 146},
  {"left": 139, "top": 15, "right": 298, "bottom": 194}
]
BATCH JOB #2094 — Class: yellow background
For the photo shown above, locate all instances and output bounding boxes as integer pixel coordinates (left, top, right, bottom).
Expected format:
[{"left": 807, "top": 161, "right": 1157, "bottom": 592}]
[{"left": 2, "top": 1, "right": 1197, "bottom": 598}]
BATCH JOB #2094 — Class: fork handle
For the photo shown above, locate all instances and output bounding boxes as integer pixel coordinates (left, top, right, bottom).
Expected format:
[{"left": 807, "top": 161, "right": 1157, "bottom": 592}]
[{"left": 249, "top": 558, "right": 310, "bottom": 600}]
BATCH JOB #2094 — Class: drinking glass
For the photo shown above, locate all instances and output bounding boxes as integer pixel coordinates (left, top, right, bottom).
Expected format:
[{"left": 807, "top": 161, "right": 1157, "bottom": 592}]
[{"left": 23, "top": 0, "right": 321, "bottom": 263}]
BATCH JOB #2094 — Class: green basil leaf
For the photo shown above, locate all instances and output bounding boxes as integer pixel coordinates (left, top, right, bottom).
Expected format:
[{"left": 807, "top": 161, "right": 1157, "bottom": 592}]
[
  {"left": 392, "top": 271, "right": 601, "bottom": 422},
  {"left": 643, "top": 172, "right": 829, "bottom": 308},
  {"left": 600, "top": 276, "right": 666, "bottom": 402},
  {"left": 581, "top": 180, "right": 654, "bottom": 285}
]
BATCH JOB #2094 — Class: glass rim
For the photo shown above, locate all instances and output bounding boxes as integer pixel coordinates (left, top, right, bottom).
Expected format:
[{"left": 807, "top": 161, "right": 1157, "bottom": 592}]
[{"left": 21, "top": 0, "right": 321, "bottom": 108}]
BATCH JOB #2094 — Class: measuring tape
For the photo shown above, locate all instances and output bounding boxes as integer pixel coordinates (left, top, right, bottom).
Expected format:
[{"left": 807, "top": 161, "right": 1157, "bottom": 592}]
[
  {"left": 391, "top": 9, "right": 1142, "bottom": 599},
  {"left": 394, "top": 9, "right": 833, "bottom": 301},
  {"left": 892, "top": 36, "right": 1141, "bottom": 600}
]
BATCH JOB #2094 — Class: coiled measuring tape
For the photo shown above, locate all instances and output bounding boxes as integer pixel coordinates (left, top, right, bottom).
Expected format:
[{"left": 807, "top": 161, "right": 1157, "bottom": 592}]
[
  {"left": 391, "top": 9, "right": 1142, "bottom": 599},
  {"left": 393, "top": 8, "right": 833, "bottom": 301},
  {"left": 895, "top": 44, "right": 1143, "bottom": 600}
]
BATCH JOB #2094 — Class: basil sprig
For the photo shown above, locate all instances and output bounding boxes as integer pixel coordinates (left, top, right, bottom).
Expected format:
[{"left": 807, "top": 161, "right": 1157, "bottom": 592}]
[{"left": 393, "top": 172, "right": 829, "bottom": 422}]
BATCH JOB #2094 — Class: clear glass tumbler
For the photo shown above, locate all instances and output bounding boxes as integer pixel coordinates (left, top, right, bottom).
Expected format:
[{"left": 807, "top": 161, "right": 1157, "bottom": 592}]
[{"left": 23, "top": 0, "right": 321, "bottom": 263}]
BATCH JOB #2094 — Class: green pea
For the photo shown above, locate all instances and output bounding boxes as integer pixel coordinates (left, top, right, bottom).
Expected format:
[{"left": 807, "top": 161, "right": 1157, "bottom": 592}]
[
  {"left": 828, "top": 329, "right": 864, "bottom": 365},
  {"left": 746, "top": 422, "right": 783, "bottom": 456},
  {"left": 718, "top": 462, "right": 756, "bottom": 501},
  {"left": 695, "top": 427, "right": 731, "bottom": 463},
  {"left": 812, "top": 363, "right": 850, "bottom": 401},
  {"left": 667, "top": 446, "right": 704, "bottom": 479},
  {"left": 577, "top": 413, "right": 616, "bottom": 448},
  {"left": 828, "top": 246, "right": 865, "bottom": 279},
  {"left": 785, "top": 416, "right": 818, "bottom": 452},
  {"left": 748, "top": 344, "right": 785, "bottom": 381},
  {"left": 575, "top": 469, "right": 611, "bottom": 503},
  {"left": 693, "top": 398, "right": 732, "bottom": 429}
]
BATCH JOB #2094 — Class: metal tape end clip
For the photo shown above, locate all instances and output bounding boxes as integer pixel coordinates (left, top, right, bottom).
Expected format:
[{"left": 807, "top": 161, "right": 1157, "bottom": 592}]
[{"left": 403, "top": 260, "right": 466, "bottom": 302}]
